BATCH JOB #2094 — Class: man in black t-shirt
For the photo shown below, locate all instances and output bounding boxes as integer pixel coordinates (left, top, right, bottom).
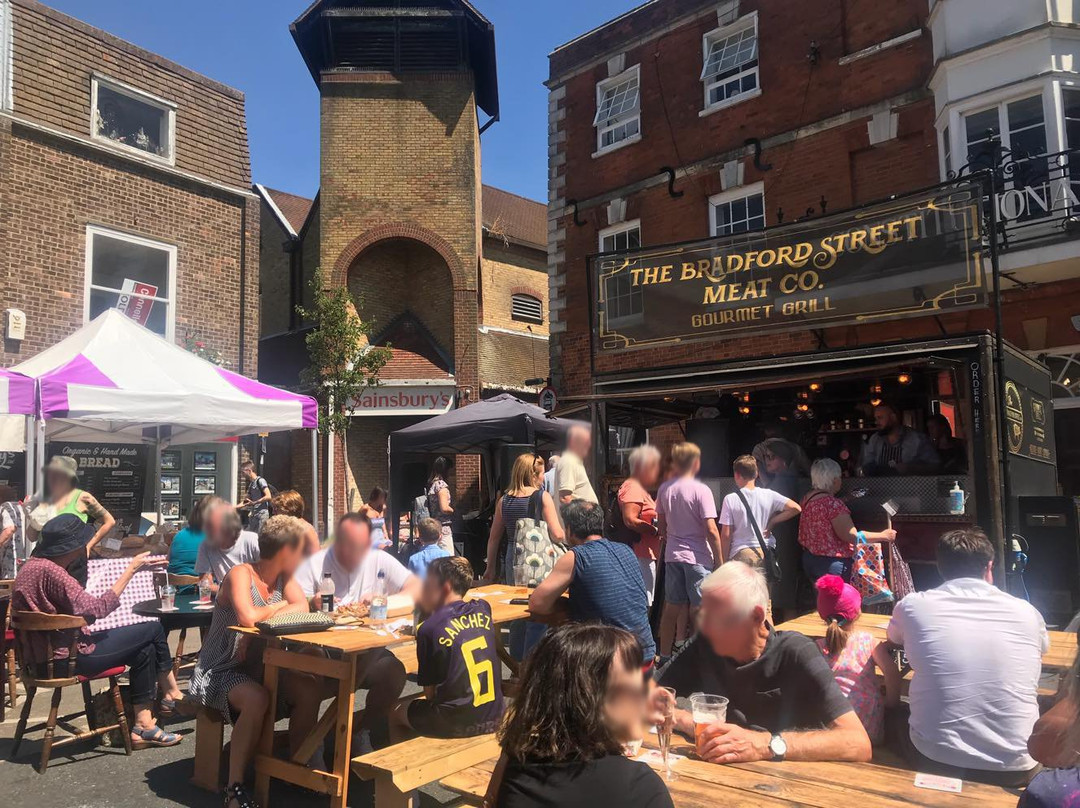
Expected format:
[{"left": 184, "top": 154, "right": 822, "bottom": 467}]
[
  {"left": 393, "top": 556, "right": 504, "bottom": 739},
  {"left": 653, "top": 561, "right": 871, "bottom": 764}
]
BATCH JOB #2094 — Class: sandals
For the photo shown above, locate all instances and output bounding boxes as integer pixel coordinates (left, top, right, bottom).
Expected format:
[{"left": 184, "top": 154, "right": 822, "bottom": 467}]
[
  {"left": 224, "top": 783, "right": 260, "bottom": 808},
  {"left": 159, "top": 696, "right": 198, "bottom": 719},
  {"left": 130, "top": 725, "right": 183, "bottom": 749}
]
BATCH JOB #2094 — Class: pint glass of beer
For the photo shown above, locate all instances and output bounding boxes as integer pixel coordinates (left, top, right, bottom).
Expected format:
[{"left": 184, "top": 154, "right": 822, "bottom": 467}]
[{"left": 690, "top": 693, "right": 729, "bottom": 747}]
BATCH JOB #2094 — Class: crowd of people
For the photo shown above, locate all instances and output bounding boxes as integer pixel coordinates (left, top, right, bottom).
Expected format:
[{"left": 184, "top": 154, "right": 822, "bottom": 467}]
[{"left": 1, "top": 439, "right": 1073, "bottom": 808}]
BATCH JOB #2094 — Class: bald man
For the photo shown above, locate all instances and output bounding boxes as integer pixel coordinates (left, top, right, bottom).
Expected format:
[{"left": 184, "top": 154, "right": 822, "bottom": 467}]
[{"left": 555, "top": 425, "right": 598, "bottom": 506}]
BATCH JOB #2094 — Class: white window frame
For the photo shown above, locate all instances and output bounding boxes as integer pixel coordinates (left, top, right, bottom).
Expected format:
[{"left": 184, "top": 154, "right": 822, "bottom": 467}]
[
  {"left": 598, "top": 220, "right": 644, "bottom": 328},
  {"left": 700, "top": 11, "right": 761, "bottom": 117},
  {"left": 90, "top": 74, "right": 177, "bottom": 165},
  {"left": 0, "top": 0, "right": 12, "bottom": 112},
  {"left": 708, "top": 182, "right": 766, "bottom": 237},
  {"left": 511, "top": 293, "right": 544, "bottom": 325},
  {"left": 84, "top": 225, "right": 177, "bottom": 340},
  {"left": 593, "top": 64, "right": 641, "bottom": 158}
]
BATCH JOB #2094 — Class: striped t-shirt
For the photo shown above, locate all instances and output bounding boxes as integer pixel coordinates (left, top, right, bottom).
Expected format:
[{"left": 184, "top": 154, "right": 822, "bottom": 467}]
[{"left": 570, "top": 539, "right": 655, "bottom": 663}]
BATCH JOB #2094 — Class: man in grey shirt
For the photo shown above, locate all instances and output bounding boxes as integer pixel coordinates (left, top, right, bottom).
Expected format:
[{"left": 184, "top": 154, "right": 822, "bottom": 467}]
[
  {"left": 195, "top": 502, "right": 260, "bottom": 589},
  {"left": 858, "top": 403, "right": 940, "bottom": 476}
]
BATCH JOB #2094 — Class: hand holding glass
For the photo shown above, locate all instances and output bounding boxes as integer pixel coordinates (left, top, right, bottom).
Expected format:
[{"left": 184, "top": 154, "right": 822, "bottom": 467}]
[{"left": 690, "top": 693, "right": 729, "bottom": 753}]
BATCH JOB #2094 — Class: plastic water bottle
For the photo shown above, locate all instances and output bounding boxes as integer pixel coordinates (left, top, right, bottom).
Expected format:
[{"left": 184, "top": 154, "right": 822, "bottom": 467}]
[
  {"left": 318, "top": 573, "right": 335, "bottom": 613},
  {"left": 370, "top": 571, "right": 388, "bottom": 622}
]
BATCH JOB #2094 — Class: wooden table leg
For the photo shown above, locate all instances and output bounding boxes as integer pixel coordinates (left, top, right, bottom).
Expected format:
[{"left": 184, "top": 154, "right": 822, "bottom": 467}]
[
  {"left": 495, "top": 628, "right": 519, "bottom": 679},
  {"left": 254, "top": 639, "right": 282, "bottom": 806},
  {"left": 330, "top": 654, "right": 357, "bottom": 808}
]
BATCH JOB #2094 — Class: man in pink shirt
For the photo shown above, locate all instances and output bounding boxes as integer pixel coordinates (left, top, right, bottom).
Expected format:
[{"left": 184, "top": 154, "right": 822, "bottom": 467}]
[{"left": 656, "top": 442, "right": 722, "bottom": 659}]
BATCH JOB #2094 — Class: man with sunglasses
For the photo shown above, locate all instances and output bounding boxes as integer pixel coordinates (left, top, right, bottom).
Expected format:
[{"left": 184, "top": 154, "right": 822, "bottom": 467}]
[{"left": 654, "top": 561, "right": 871, "bottom": 764}]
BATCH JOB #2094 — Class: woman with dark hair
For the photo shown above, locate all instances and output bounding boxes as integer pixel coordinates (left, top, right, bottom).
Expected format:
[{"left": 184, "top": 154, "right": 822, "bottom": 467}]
[
  {"left": 427, "top": 457, "right": 455, "bottom": 555},
  {"left": 361, "top": 486, "right": 389, "bottom": 550},
  {"left": 490, "top": 624, "right": 674, "bottom": 808},
  {"left": 169, "top": 495, "right": 219, "bottom": 580}
]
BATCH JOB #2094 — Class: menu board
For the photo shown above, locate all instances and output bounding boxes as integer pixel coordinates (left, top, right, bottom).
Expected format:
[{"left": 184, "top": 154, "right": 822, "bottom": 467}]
[
  {"left": 47, "top": 442, "right": 150, "bottom": 531},
  {"left": 0, "top": 450, "right": 26, "bottom": 498}
]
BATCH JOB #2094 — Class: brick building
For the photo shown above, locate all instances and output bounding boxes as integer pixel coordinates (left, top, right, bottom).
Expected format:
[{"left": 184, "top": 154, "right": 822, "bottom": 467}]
[
  {"left": 256, "top": 0, "right": 548, "bottom": 527},
  {"left": 0, "top": 0, "right": 257, "bottom": 508},
  {"left": 545, "top": 0, "right": 1080, "bottom": 610}
]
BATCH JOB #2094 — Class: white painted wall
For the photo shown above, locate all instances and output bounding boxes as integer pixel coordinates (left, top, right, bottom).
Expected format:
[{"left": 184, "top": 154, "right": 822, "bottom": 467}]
[{"left": 929, "top": 0, "right": 1080, "bottom": 61}]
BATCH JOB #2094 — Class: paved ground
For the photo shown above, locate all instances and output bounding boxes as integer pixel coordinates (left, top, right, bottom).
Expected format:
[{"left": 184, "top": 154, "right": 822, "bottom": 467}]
[{"left": 0, "top": 632, "right": 471, "bottom": 807}]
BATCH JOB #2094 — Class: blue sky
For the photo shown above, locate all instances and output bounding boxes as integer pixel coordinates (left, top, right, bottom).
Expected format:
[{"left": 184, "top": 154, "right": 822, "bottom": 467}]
[{"left": 45, "top": 0, "right": 640, "bottom": 202}]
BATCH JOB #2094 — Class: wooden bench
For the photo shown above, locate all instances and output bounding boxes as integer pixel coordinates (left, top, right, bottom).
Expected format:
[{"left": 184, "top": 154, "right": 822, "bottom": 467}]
[
  {"left": 388, "top": 643, "right": 418, "bottom": 676},
  {"left": 352, "top": 732, "right": 499, "bottom": 808},
  {"left": 191, "top": 707, "right": 226, "bottom": 792}
]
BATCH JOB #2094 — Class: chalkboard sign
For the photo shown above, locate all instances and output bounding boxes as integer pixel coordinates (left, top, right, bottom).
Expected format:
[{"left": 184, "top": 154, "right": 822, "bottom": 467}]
[
  {"left": 0, "top": 450, "right": 26, "bottom": 498},
  {"left": 47, "top": 442, "right": 150, "bottom": 534}
]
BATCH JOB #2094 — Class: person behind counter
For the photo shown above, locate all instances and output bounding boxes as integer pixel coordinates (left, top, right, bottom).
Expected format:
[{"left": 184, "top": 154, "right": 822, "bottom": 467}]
[
  {"left": 926, "top": 414, "right": 967, "bottom": 475},
  {"left": 26, "top": 456, "right": 116, "bottom": 564},
  {"left": 798, "top": 459, "right": 896, "bottom": 582},
  {"left": 858, "top": 403, "right": 940, "bottom": 476}
]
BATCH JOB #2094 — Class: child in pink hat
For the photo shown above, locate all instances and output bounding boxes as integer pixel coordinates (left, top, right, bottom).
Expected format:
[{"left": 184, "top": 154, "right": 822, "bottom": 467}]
[{"left": 814, "top": 575, "right": 901, "bottom": 744}]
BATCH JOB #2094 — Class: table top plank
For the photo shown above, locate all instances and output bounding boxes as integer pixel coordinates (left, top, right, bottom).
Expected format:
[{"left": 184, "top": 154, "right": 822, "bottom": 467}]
[
  {"left": 775, "top": 611, "right": 1075, "bottom": 671},
  {"left": 440, "top": 741, "right": 1020, "bottom": 808},
  {"left": 230, "top": 585, "right": 532, "bottom": 656}
]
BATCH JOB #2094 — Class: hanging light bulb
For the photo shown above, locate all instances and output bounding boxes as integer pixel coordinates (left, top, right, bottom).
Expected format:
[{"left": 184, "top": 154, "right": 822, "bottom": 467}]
[
  {"left": 797, "top": 403, "right": 810, "bottom": 413},
  {"left": 809, "top": 382, "right": 822, "bottom": 392},
  {"left": 870, "top": 397, "right": 883, "bottom": 407},
  {"left": 898, "top": 372, "right": 912, "bottom": 385},
  {"left": 739, "top": 406, "right": 751, "bottom": 416}
]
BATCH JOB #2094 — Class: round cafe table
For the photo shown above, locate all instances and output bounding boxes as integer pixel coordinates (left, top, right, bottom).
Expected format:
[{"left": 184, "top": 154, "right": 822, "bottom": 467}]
[{"left": 132, "top": 592, "right": 216, "bottom": 632}]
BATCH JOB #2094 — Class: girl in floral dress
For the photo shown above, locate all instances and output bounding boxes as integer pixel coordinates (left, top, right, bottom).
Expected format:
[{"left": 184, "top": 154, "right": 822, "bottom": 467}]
[{"left": 814, "top": 574, "right": 901, "bottom": 744}]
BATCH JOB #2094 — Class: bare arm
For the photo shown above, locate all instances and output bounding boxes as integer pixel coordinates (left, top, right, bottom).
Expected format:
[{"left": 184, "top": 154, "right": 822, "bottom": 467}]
[
  {"left": 705, "top": 518, "right": 723, "bottom": 570},
  {"left": 1029, "top": 695, "right": 1080, "bottom": 768},
  {"left": 0, "top": 526, "right": 12, "bottom": 548},
  {"left": 696, "top": 710, "right": 872, "bottom": 764},
  {"left": 620, "top": 501, "right": 658, "bottom": 536},
  {"left": 719, "top": 523, "right": 732, "bottom": 563},
  {"left": 483, "top": 498, "right": 506, "bottom": 583},
  {"left": 529, "top": 551, "right": 574, "bottom": 615},
  {"left": 81, "top": 492, "right": 115, "bottom": 555},
  {"left": 437, "top": 487, "right": 453, "bottom": 515},
  {"left": 559, "top": 491, "right": 573, "bottom": 506},
  {"left": 871, "top": 641, "right": 902, "bottom": 708},
  {"left": 765, "top": 499, "right": 801, "bottom": 533},
  {"left": 832, "top": 513, "right": 896, "bottom": 545},
  {"left": 224, "top": 566, "right": 288, "bottom": 627},
  {"left": 279, "top": 577, "right": 311, "bottom": 617},
  {"left": 111, "top": 552, "right": 165, "bottom": 598},
  {"left": 541, "top": 491, "right": 565, "bottom": 543}
]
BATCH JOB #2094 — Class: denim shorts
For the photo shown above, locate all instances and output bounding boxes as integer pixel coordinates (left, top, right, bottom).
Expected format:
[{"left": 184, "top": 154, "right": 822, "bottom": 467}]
[{"left": 664, "top": 561, "right": 710, "bottom": 606}]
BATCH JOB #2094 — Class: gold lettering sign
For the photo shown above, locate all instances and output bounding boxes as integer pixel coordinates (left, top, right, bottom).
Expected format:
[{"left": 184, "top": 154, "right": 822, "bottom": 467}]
[{"left": 594, "top": 185, "right": 985, "bottom": 353}]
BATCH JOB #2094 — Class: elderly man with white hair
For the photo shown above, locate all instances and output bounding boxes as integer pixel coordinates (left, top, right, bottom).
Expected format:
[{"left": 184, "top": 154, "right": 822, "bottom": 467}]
[
  {"left": 653, "top": 561, "right": 871, "bottom": 764},
  {"left": 555, "top": 424, "right": 597, "bottom": 506},
  {"left": 614, "top": 444, "right": 663, "bottom": 604},
  {"left": 797, "top": 458, "right": 896, "bottom": 583}
]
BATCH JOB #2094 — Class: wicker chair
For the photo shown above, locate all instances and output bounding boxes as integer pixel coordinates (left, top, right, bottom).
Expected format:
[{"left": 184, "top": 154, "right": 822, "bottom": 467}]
[
  {"left": 167, "top": 573, "right": 201, "bottom": 675},
  {"left": 10, "top": 611, "right": 132, "bottom": 773}
]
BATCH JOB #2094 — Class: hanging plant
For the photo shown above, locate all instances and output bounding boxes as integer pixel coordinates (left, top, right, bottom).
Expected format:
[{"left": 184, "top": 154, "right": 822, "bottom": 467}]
[{"left": 183, "top": 331, "right": 225, "bottom": 366}]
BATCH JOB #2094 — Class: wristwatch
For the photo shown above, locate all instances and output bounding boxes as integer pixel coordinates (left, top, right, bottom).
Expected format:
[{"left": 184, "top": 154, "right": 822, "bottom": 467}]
[{"left": 768, "top": 733, "right": 787, "bottom": 762}]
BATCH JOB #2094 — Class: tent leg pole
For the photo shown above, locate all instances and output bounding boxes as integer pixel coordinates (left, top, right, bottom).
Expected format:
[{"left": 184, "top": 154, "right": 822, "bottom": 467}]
[
  {"left": 155, "top": 428, "right": 163, "bottom": 530},
  {"left": 24, "top": 417, "right": 34, "bottom": 500},
  {"left": 35, "top": 419, "right": 45, "bottom": 495},
  {"left": 311, "top": 429, "right": 320, "bottom": 536}
]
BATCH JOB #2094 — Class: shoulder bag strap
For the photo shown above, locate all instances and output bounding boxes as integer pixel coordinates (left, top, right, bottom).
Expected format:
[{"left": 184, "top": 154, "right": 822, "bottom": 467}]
[
  {"left": 734, "top": 487, "right": 770, "bottom": 559},
  {"left": 527, "top": 488, "right": 545, "bottom": 521}
]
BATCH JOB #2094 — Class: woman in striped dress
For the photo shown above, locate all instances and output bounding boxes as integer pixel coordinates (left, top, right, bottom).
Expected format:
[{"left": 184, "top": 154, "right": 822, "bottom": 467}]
[{"left": 188, "top": 515, "right": 317, "bottom": 808}]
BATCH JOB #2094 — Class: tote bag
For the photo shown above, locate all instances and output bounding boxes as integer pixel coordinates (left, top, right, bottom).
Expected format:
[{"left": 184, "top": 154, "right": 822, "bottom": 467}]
[
  {"left": 511, "top": 490, "right": 566, "bottom": 588},
  {"left": 887, "top": 542, "right": 915, "bottom": 602},
  {"left": 852, "top": 532, "right": 894, "bottom": 606}
]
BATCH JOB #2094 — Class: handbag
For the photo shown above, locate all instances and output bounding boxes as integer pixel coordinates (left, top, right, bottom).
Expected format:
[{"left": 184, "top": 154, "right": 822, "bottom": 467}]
[
  {"left": 604, "top": 488, "right": 640, "bottom": 546},
  {"left": 734, "top": 487, "right": 782, "bottom": 584},
  {"left": 852, "top": 532, "right": 895, "bottom": 606},
  {"left": 887, "top": 541, "right": 915, "bottom": 602},
  {"left": 511, "top": 490, "right": 566, "bottom": 588}
]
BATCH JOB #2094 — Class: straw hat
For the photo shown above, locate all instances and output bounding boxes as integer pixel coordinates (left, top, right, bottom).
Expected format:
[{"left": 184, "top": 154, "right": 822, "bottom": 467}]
[{"left": 42, "top": 455, "right": 79, "bottom": 482}]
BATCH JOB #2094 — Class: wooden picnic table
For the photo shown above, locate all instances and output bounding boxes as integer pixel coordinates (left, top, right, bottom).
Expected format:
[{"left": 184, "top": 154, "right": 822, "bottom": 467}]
[
  {"left": 440, "top": 735, "right": 1023, "bottom": 808},
  {"left": 775, "top": 611, "right": 1076, "bottom": 672},
  {"left": 237, "top": 584, "right": 532, "bottom": 808}
]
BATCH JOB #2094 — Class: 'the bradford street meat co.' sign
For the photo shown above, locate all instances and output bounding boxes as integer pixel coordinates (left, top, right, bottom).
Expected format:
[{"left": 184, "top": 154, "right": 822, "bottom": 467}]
[{"left": 593, "top": 184, "right": 986, "bottom": 353}]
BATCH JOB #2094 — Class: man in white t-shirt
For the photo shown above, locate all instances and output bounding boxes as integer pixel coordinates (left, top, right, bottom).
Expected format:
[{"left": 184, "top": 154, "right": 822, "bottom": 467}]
[
  {"left": 718, "top": 455, "right": 800, "bottom": 565},
  {"left": 555, "top": 425, "right": 598, "bottom": 506},
  {"left": 194, "top": 502, "right": 260, "bottom": 588},
  {"left": 887, "top": 528, "right": 1048, "bottom": 787},
  {"left": 296, "top": 513, "right": 421, "bottom": 752}
]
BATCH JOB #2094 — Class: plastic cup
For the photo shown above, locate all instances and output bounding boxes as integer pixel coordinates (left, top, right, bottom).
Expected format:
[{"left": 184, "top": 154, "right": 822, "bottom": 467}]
[
  {"left": 690, "top": 693, "right": 728, "bottom": 747},
  {"left": 160, "top": 584, "right": 176, "bottom": 611}
]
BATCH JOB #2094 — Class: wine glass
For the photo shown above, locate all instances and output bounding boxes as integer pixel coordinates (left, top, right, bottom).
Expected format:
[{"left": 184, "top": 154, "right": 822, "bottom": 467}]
[{"left": 656, "top": 686, "right": 678, "bottom": 782}]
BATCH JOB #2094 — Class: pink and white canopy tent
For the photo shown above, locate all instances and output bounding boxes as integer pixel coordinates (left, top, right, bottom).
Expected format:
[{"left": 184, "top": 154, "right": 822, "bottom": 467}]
[
  {"left": 0, "top": 367, "right": 35, "bottom": 417},
  {"left": 13, "top": 310, "right": 317, "bottom": 444},
  {"left": 12, "top": 310, "right": 319, "bottom": 520}
]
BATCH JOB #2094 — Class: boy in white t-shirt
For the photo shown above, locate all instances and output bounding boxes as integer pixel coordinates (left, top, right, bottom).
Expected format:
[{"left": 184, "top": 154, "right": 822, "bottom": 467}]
[{"left": 718, "top": 455, "right": 800, "bottom": 565}]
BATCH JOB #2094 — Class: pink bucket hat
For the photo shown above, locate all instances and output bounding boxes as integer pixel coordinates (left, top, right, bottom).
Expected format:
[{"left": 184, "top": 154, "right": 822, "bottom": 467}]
[{"left": 816, "top": 574, "right": 862, "bottom": 623}]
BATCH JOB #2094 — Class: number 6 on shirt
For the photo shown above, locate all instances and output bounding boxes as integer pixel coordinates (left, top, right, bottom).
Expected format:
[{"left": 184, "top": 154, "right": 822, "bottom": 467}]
[{"left": 461, "top": 635, "right": 496, "bottom": 707}]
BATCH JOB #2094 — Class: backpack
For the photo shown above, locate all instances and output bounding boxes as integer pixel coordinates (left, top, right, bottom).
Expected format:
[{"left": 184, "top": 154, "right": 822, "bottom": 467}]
[
  {"left": 413, "top": 493, "right": 430, "bottom": 523},
  {"left": 604, "top": 488, "right": 641, "bottom": 546},
  {"left": 511, "top": 490, "right": 567, "bottom": 588}
]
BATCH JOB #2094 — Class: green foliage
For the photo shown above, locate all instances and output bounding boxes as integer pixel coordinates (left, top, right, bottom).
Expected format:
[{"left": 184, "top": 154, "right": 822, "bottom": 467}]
[{"left": 297, "top": 273, "right": 391, "bottom": 435}]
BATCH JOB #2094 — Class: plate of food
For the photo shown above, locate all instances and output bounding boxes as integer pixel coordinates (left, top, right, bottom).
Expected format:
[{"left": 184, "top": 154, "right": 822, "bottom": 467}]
[{"left": 333, "top": 601, "right": 370, "bottom": 626}]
